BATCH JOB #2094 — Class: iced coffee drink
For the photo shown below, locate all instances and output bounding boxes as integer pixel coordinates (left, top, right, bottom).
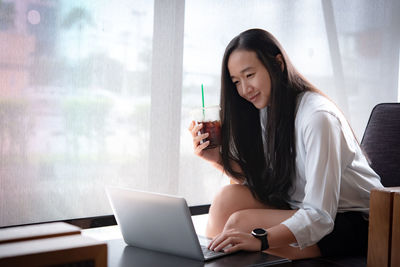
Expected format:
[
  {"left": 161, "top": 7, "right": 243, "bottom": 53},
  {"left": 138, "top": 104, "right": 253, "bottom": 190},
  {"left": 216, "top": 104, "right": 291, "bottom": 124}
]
[{"left": 192, "top": 106, "right": 221, "bottom": 150}]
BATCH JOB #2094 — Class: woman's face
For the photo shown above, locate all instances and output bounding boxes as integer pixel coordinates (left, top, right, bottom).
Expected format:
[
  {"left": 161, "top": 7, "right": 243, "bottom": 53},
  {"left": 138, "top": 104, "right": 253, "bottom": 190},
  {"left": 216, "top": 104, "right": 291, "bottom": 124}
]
[{"left": 227, "top": 49, "right": 272, "bottom": 109}]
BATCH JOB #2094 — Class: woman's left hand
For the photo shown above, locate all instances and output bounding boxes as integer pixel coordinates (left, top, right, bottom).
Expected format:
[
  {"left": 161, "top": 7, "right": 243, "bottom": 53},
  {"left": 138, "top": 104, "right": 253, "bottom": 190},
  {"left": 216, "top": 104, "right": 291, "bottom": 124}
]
[{"left": 207, "top": 229, "right": 262, "bottom": 253}]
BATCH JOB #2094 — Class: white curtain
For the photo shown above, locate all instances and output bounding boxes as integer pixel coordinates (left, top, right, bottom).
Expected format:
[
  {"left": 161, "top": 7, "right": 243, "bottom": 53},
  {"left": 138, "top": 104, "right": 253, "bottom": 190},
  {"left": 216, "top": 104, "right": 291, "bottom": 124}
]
[{"left": 1, "top": 0, "right": 399, "bottom": 226}]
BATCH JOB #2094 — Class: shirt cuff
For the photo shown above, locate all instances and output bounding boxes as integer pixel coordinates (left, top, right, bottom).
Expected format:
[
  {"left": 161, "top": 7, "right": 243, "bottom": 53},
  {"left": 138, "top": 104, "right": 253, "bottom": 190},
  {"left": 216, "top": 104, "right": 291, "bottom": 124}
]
[{"left": 281, "top": 209, "right": 334, "bottom": 249}]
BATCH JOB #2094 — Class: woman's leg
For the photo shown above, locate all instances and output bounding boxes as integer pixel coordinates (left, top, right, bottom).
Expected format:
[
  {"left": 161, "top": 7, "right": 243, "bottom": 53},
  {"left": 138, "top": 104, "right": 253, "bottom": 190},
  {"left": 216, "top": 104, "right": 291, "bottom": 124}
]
[
  {"left": 206, "top": 184, "right": 321, "bottom": 260},
  {"left": 206, "top": 184, "right": 271, "bottom": 237}
]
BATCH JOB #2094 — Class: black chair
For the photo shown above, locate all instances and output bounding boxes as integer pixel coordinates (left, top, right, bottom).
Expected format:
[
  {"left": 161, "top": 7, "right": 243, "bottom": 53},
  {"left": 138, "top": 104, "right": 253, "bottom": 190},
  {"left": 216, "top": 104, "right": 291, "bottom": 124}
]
[{"left": 361, "top": 103, "right": 400, "bottom": 187}]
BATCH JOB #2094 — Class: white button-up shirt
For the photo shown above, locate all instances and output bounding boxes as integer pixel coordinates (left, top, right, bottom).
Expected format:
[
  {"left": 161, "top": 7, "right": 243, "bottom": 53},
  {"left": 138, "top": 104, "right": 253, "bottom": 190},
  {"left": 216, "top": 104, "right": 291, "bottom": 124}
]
[{"left": 261, "top": 91, "right": 383, "bottom": 249}]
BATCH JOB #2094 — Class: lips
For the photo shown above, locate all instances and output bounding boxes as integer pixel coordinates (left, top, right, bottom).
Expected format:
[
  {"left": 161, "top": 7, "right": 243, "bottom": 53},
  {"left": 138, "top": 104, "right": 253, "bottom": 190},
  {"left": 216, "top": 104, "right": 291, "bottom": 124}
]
[{"left": 248, "top": 92, "right": 260, "bottom": 102}]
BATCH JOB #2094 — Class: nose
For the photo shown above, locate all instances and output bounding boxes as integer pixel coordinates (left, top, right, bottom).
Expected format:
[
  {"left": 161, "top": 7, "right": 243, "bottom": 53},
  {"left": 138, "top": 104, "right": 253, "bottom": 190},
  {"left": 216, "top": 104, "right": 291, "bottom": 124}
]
[{"left": 240, "top": 80, "right": 252, "bottom": 96}]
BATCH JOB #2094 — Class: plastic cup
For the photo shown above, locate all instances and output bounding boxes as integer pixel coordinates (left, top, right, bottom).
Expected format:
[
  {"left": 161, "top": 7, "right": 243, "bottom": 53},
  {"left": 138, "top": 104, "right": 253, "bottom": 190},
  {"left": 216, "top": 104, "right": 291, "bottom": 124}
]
[{"left": 191, "top": 106, "right": 221, "bottom": 150}]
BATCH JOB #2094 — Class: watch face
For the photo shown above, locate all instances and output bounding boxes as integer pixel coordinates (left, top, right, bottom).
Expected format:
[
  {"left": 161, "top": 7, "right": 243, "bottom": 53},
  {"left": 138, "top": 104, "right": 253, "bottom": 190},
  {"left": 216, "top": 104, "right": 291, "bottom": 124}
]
[{"left": 252, "top": 228, "right": 267, "bottom": 236}]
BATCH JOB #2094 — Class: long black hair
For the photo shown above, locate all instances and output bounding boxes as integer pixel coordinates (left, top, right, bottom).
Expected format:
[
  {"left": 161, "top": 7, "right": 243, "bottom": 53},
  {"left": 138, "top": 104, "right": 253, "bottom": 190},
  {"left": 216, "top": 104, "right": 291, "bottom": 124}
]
[{"left": 220, "top": 29, "right": 317, "bottom": 209}]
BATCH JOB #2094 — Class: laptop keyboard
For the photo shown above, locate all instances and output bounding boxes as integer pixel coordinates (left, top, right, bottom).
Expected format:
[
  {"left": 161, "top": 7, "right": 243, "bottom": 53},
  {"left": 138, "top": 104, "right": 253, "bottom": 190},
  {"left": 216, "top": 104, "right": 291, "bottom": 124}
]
[{"left": 201, "top": 245, "right": 226, "bottom": 259}]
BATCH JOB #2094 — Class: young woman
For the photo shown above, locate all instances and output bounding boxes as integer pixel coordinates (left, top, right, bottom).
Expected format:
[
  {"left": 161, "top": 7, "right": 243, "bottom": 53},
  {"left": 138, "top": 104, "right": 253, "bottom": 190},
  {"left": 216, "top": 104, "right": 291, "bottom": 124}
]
[{"left": 188, "top": 29, "right": 383, "bottom": 260}]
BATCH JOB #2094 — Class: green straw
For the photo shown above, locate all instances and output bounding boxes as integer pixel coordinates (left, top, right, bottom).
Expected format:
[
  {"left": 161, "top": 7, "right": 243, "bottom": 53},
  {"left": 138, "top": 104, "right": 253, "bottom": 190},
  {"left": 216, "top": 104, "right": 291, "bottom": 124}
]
[{"left": 201, "top": 84, "right": 205, "bottom": 119}]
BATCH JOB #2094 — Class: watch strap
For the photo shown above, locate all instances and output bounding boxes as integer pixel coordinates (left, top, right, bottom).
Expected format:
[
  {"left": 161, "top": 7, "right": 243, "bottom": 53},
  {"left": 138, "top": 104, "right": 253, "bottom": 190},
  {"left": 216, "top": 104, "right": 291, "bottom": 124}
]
[{"left": 259, "top": 235, "right": 269, "bottom": 251}]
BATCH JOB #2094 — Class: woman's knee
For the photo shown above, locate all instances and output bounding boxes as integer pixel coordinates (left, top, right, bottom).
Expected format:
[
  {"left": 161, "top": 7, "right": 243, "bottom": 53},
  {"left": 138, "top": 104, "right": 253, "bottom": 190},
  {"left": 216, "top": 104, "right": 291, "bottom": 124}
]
[
  {"left": 214, "top": 184, "right": 246, "bottom": 201},
  {"left": 207, "top": 184, "right": 269, "bottom": 237},
  {"left": 223, "top": 210, "right": 249, "bottom": 231},
  {"left": 206, "top": 185, "right": 248, "bottom": 237},
  {"left": 209, "top": 184, "right": 251, "bottom": 214}
]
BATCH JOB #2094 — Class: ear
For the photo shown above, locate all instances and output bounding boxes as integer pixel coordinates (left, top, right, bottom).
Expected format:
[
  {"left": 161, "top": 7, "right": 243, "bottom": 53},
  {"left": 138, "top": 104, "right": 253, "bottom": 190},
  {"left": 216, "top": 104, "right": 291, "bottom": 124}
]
[{"left": 275, "top": 54, "right": 285, "bottom": 72}]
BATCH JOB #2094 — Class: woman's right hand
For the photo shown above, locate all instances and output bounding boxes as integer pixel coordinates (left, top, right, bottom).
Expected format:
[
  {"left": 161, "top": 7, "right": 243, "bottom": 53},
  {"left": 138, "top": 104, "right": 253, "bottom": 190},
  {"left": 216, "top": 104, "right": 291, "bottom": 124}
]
[{"left": 188, "top": 121, "right": 221, "bottom": 165}]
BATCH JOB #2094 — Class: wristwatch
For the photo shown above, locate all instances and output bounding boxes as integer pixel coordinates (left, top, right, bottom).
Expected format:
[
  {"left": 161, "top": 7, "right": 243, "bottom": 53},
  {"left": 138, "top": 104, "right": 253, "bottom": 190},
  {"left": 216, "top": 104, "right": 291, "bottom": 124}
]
[{"left": 251, "top": 228, "right": 269, "bottom": 251}]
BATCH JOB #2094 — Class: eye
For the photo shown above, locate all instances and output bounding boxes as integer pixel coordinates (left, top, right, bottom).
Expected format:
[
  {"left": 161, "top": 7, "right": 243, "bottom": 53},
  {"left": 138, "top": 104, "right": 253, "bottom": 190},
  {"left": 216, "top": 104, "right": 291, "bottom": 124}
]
[
  {"left": 233, "top": 80, "right": 240, "bottom": 87},
  {"left": 246, "top": 73, "right": 255, "bottom": 78}
]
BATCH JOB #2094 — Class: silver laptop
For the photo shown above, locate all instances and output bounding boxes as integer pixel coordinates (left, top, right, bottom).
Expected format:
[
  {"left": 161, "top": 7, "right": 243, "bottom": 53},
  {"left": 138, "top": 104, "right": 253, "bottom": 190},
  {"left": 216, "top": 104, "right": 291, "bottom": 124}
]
[{"left": 105, "top": 186, "right": 229, "bottom": 261}]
